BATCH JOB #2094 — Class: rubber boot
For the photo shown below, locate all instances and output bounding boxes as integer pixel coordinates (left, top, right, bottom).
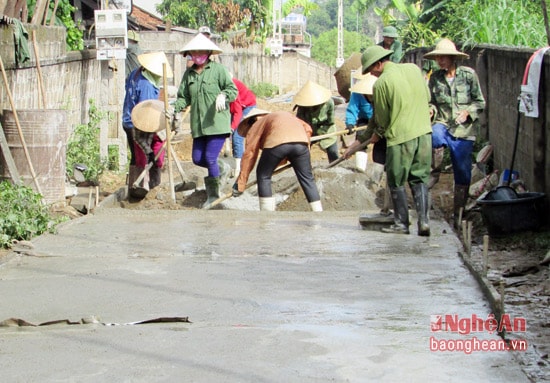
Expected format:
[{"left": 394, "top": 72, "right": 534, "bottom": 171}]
[
  {"left": 203, "top": 176, "right": 220, "bottom": 208},
  {"left": 380, "top": 179, "right": 392, "bottom": 216},
  {"left": 218, "top": 159, "right": 231, "bottom": 186},
  {"left": 233, "top": 158, "right": 241, "bottom": 178},
  {"left": 428, "top": 147, "right": 444, "bottom": 189},
  {"left": 309, "top": 200, "right": 323, "bottom": 212},
  {"left": 411, "top": 183, "right": 430, "bottom": 236},
  {"left": 128, "top": 165, "right": 149, "bottom": 199},
  {"left": 149, "top": 166, "right": 161, "bottom": 189},
  {"left": 453, "top": 184, "right": 470, "bottom": 228},
  {"left": 381, "top": 186, "right": 410, "bottom": 234},
  {"left": 259, "top": 197, "right": 276, "bottom": 211}
]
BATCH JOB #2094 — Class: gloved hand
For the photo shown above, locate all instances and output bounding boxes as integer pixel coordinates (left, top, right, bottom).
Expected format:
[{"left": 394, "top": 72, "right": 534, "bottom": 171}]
[
  {"left": 232, "top": 182, "right": 242, "bottom": 197},
  {"left": 215, "top": 93, "right": 227, "bottom": 112},
  {"left": 148, "top": 151, "right": 155, "bottom": 164},
  {"left": 164, "top": 106, "right": 175, "bottom": 121},
  {"left": 346, "top": 124, "right": 355, "bottom": 135}
]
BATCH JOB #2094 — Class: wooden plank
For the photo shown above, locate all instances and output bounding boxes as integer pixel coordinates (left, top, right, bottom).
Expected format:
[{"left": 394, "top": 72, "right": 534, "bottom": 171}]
[
  {"left": 30, "top": 0, "right": 48, "bottom": 24},
  {"left": 0, "top": 121, "right": 21, "bottom": 184}
]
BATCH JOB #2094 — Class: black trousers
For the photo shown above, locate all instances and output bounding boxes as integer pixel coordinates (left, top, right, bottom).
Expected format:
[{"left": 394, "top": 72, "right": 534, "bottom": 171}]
[{"left": 256, "top": 143, "right": 320, "bottom": 202}]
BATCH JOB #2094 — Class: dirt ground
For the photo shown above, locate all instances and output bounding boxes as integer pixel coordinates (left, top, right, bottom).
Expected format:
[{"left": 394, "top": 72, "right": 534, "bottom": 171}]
[{"left": 4, "top": 97, "right": 549, "bottom": 381}]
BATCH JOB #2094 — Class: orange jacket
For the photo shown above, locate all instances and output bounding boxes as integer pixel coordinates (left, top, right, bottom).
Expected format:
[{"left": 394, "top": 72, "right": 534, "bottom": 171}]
[{"left": 236, "top": 111, "right": 312, "bottom": 191}]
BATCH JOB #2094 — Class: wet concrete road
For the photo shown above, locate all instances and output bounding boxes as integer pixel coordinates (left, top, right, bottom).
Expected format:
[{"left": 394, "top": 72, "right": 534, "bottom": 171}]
[{"left": 0, "top": 208, "right": 530, "bottom": 382}]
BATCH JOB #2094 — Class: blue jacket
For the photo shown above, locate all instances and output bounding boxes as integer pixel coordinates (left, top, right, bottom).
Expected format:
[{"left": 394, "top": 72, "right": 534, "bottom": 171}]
[
  {"left": 122, "top": 68, "right": 159, "bottom": 129},
  {"left": 345, "top": 92, "right": 373, "bottom": 126}
]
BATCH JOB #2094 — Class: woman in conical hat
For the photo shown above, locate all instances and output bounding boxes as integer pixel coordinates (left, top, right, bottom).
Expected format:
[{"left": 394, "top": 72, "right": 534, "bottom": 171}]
[
  {"left": 293, "top": 81, "right": 339, "bottom": 163},
  {"left": 171, "top": 33, "right": 238, "bottom": 208},
  {"left": 122, "top": 51, "right": 173, "bottom": 198},
  {"left": 424, "top": 38, "right": 486, "bottom": 227}
]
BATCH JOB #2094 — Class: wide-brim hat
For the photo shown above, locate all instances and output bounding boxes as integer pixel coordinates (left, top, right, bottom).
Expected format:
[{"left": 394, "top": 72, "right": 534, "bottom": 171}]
[
  {"left": 131, "top": 99, "right": 167, "bottom": 133},
  {"left": 352, "top": 67, "right": 368, "bottom": 80},
  {"left": 179, "top": 33, "right": 223, "bottom": 55},
  {"left": 382, "top": 26, "right": 399, "bottom": 38},
  {"left": 424, "top": 38, "right": 469, "bottom": 59},
  {"left": 137, "top": 51, "right": 173, "bottom": 78},
  {"left": 237, "top": 108, "right": 270, "bottom": 136},
  {"left": 361, "top": 45, "right": 393, "bottom": 74},
  {"left": 350, "top": 74, "right": 378, "bottom": 96},
  {"left": 293, "top": 80, "right": 332, "bottom": 107}
]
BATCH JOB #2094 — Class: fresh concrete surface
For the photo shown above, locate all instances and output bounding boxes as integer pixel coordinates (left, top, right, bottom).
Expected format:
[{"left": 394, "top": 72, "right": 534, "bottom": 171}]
[{"left": 0, "top": 208, "right": 530, "bottom": 382}]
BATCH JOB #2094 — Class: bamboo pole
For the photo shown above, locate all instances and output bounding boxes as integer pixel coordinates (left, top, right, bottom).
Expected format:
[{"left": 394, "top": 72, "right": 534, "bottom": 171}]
[
  {"left": 163, "top": 63, "right": 175, "bottom": 202},
  {"left": 0, "top": 54, "right": 43, "bottom": 195}
]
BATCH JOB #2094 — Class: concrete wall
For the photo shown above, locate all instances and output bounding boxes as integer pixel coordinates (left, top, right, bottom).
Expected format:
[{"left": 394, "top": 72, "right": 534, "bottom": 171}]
[{"left": 408, "top": 45, "right": 549, "bottom": 201}]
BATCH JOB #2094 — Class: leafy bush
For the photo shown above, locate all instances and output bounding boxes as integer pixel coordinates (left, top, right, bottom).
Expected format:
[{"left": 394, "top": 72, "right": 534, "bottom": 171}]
[
  {"left": 250, "top": 82, "right": 279, "bottom": 98},
  {"left": 0, "top": 181, "right": 58, "bottom": 248},
  {"left": 442, "top": 0, "right": 546, "bottom": 48},
  {"left": 66, "top": 99, "right": 108, "bottom": 183}
]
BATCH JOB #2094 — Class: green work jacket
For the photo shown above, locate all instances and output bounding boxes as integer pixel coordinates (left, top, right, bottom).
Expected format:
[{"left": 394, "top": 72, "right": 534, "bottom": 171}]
[
  {"left": 373, "top": 62, "right": 432, "bottom": 147},
  {"left": 173, "top": 61, "right": 237, "bottom": 138},
  {"left": 296, "top": 99, "right": 337, "bottom": 149},
  {"left": 428, "top": 66, "right": 486, "bottom": 139}
]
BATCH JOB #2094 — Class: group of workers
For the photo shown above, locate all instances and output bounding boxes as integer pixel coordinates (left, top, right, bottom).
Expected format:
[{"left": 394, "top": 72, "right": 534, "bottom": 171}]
[{"left": 122, "top": 25, "right": 486, "bottom": 237}]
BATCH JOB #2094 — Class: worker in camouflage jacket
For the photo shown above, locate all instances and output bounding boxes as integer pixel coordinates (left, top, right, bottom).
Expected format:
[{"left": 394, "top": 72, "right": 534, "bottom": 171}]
[
  {"left": 294, "top": 81, "right": 339, "bottom": 163},
  {"left": 424, "top": 38, "right": 486, "bottom": 227}
]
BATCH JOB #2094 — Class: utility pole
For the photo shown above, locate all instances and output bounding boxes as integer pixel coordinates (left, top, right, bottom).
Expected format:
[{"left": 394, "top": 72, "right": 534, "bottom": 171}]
[{"left": 336, "top": 0, "right": 344, "bottom": 68}]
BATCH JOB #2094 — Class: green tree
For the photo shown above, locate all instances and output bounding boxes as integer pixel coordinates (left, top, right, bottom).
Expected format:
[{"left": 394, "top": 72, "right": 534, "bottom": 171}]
[
  {"left": 27, "top": 0, "right": 83, "bottom": 51},
  {"left": 311, "top": 28, "right": 373, "bottom": 66},
  {"left": 374, "top": 0, "right": 444, "bottom": 50}
]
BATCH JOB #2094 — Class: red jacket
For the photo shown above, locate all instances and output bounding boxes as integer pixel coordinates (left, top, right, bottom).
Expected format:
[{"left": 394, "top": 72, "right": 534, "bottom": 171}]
[{"left": 230, "top": 78, "right": 257, "bottom": 130}]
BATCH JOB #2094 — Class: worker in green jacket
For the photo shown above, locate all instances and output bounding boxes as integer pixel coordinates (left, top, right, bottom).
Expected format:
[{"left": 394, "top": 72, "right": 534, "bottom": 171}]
[
  {"left": 377, "top": 26, "right": 403, "bottom": 63},
  {"left": 361, "top": 45, "right": 432, "bottom": 236},
  {"left": 172, "top": 33, "right": 238, "bottom": 208}
]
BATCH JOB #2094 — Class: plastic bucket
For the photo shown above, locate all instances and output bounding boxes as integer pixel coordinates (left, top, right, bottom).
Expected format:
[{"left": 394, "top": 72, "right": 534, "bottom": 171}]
[
  {"left": 476, "top": 192, "right": 548, "bottom": 236},
  {"left": 1, "top": 109, "right": 68, "bottom": 204}
]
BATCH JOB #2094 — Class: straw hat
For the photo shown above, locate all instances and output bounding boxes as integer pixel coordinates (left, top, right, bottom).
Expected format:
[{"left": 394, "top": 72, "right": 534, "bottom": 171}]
[
  {"left": 293, "top": 81, "right": 332, "bottom": 107},
  {"left": 361, "top": 45, "right": 393, "bottom": 74},
  {"left": 131, "top": 99, "right": 167, "bottom": 133},
  {"left": 352, "top": 67, "right": 368, "bottom": 80},
  {"left": 350, "top": 74, "right": 378, "bottom": 96},
  {"left": 237, "top": 108, "right": 270, "bottom": 136},
  {"left": 423, "top": 38, "right": 469, "bottom": 59},
  {"left": 137, "top": 51, "right": 173, "bottom": 78},
  {"left": 382, "top": 26, "right": 399, "bottom": 38},
  {"left": 179, "top": 33, "right": 223, "bottom": 55}
]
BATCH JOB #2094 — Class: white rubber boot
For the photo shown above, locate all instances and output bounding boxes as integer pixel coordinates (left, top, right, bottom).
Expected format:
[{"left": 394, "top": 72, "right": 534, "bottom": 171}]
[
  {"left": 233, "top": 158, "right": 241, "bottom": 178},
  {"left": 259, "top": 197, "right": 276, "bottom": 211},
  {"left": 309, "top": 200, "right": 323, "bottom": 212}
]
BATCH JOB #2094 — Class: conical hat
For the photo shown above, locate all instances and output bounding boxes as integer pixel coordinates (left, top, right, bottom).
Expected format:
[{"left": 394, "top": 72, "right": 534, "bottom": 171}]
[
  {"left": 179, "top": 33, "right": 223, "bottom": 55},
  {"left": 352, "top": 68, "right": 368, "bottom": 80},
  {"left": 350, "top": 74, "right": 378, "bottom": 95},
  {"left": 137, "top": 51, "right": 173, "bottom": 78},
  {"left": 131, "top": 99, "right": 167, "bottom": 133},
  {"left": 293, "top": 81, "right": 332, "bottom": 107},
  {"left": 237, "top": 108, "right": 270, "bottom": 136},
  {"left": 424, "top": 38, "right": 469, "bottom": 59}
]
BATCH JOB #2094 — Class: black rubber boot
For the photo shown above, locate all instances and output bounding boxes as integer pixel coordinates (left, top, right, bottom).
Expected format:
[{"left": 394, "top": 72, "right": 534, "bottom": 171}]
[
  {"left": 149, "top": 166, "right": 161, "bottom": 189},
  {"left": 411, "top": 183, "right": 430, "bottom": 236},
  {"left": 428, "top": 147, "right": 444, "bottom": 189},
  {"left": 381, "top": 186, "right": 410, "bottom": 234},
  {"left": 203, "top": 176, "right": 220, "bottom": 208},
  {"left": 453, "top": 184, "right": 470, "bottom": 228}
]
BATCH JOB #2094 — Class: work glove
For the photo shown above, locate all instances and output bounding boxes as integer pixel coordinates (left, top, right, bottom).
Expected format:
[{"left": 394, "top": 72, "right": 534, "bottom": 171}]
[
  {"left": 148, "top": 151, "right": 155, "bottom": 164},
  {"left": 215, "top": 93, "right": 227, "bottom": 112},
  {"left": 346, "top": 124, "right": 355, "bottom": 135},
  {"left": 232, "top": 182, "right": 242, "bottom": 197},
  {"left": 164, "top": 106, "right": 175, "bottom": 121}
]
